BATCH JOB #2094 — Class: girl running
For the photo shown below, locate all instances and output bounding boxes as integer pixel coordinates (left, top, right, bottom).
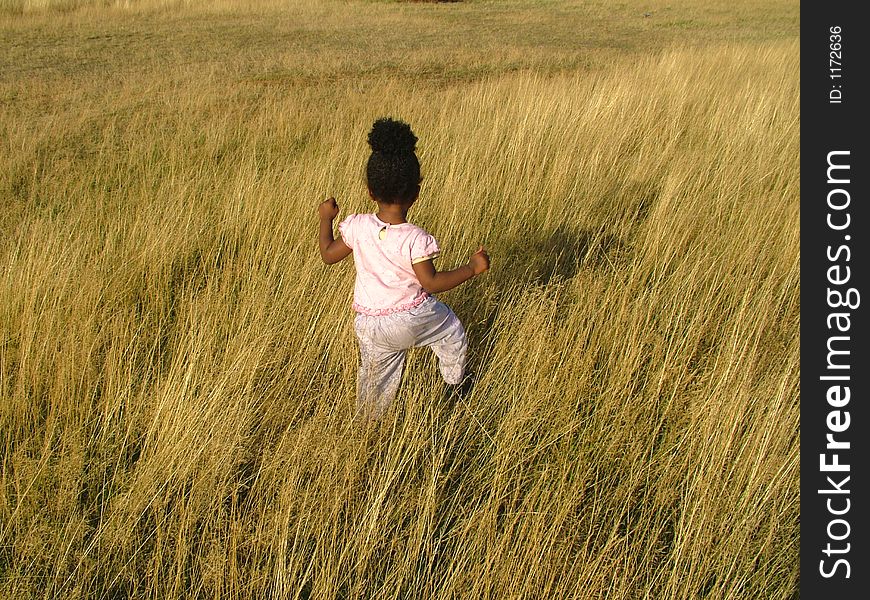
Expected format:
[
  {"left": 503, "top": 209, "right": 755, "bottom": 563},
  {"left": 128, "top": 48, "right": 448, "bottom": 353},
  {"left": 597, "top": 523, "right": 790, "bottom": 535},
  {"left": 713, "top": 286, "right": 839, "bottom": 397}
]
[{"left": 317, "top": 117, "right": 490, "bottom": 420}]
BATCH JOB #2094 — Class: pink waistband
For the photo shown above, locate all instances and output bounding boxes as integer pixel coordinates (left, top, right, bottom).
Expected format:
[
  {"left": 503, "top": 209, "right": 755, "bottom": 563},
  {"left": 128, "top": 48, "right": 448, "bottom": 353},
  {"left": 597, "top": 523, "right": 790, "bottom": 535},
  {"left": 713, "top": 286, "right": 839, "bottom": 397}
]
[{"left": 352, "top": 293, "right": 430, "bottom": 316}]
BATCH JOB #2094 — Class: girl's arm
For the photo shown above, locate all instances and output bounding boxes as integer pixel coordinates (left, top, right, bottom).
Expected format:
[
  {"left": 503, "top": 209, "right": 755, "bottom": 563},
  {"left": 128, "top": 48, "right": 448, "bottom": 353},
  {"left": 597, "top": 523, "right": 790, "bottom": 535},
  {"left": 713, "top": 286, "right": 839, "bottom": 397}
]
[
  {"left": 412, "top": 247, "right": 490, "bottom": 294},
  {"left": 318, "top": 198, "right": 352, "bottom": 264}
]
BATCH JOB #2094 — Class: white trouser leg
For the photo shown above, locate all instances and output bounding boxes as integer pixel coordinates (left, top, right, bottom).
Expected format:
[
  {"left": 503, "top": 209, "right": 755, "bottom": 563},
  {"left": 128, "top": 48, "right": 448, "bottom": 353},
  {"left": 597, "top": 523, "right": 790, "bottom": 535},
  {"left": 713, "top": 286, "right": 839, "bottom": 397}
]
[
  {"left": 356, "top": 339, "right": 406, "bottom": 420},
  {"left": 425, "top": 310, "right": 467, "bottom": 385}
]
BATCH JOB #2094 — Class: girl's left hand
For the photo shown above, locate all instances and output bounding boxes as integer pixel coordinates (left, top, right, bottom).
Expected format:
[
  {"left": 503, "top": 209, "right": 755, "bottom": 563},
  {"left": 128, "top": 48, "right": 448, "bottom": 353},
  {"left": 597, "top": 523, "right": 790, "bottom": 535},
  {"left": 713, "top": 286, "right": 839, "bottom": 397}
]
[
  {"left": 318, "top": 197, "right": 340, "bottom": 220},
  {"left": 469, "top": 246, "right": 490, "bottom": 275}
]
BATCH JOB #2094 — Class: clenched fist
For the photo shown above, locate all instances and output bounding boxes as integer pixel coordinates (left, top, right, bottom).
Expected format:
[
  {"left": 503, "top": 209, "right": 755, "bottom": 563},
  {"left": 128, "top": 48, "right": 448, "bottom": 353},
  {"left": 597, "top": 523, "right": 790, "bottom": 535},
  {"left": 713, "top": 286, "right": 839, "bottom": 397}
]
[{"left": 318, "top": 197, "right": 340, "bottom": 221}]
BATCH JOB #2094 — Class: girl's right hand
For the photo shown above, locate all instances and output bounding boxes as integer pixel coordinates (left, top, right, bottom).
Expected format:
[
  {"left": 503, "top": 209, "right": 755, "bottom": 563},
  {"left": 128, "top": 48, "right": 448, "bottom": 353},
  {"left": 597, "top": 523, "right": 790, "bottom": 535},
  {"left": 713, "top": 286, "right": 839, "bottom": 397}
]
[
  {"left": 469, "top": 246, "right": 490, "bottom": 275},
  {"left": 318, "top": 197, "right": 340, "bottom": 221}
]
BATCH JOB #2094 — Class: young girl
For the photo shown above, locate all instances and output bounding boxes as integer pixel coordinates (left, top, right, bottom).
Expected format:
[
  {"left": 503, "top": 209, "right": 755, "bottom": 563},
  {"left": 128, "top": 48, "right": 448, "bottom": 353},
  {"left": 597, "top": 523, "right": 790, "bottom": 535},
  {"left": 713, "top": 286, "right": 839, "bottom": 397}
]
[{"left": 317, "top": 117, "right": 490, "bottom": 420}]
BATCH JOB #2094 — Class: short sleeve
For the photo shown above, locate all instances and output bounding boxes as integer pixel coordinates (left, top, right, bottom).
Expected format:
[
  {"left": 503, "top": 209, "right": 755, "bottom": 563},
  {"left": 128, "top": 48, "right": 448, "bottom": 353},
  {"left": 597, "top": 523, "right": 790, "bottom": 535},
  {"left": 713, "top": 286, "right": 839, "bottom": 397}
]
[
  {"left": 410, "top": 230, "right": 440, "bottom": 264},
  {"left": 337, "top": 214, "right": 357, "bottom": 249}
]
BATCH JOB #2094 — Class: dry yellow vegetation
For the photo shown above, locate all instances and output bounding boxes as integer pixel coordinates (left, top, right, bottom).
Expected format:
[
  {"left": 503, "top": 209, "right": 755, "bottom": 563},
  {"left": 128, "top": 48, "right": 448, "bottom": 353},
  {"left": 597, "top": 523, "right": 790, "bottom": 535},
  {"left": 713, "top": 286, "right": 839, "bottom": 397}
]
[{"left": 1, "top": 0, "right": 799, "bottom": 598}]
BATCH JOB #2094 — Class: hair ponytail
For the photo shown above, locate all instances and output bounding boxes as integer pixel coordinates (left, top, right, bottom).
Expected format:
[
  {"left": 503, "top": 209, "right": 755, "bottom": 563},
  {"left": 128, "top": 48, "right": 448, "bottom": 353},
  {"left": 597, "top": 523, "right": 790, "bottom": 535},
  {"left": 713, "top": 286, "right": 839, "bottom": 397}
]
[{"left": 366, "top": 117, "right": 421, "bottom": 204}]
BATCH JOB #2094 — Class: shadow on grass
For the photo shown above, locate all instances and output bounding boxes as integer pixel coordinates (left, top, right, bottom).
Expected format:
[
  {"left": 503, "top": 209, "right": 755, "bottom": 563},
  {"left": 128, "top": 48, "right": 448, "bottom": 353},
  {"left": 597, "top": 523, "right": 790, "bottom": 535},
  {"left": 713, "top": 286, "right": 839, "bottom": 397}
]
[{"left": 456, "top": 223, "right": 627, "bottom": 369}]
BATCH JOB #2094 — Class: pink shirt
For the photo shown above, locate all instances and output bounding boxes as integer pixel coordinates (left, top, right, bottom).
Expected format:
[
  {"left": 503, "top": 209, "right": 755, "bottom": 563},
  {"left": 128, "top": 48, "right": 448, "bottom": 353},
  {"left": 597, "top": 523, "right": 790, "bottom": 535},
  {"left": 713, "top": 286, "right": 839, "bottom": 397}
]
[{"left": 338, "top": 213, "right": 440, "bottom": 316}]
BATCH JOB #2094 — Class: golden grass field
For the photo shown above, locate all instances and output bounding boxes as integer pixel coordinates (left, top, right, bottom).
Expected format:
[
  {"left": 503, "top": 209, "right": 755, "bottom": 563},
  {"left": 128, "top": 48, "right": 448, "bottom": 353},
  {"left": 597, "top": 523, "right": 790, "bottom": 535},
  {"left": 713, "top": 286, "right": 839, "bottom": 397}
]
[{"left": 1, "top": 0, "right": 799, "bottom": 598}]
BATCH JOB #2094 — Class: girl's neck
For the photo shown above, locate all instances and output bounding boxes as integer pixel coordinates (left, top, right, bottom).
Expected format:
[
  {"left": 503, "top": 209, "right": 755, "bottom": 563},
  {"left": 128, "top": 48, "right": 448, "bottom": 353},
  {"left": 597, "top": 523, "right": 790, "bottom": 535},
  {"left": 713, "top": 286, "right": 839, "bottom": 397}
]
[{"left": 375, "top": 203, "right": 410, "bottom": 225}]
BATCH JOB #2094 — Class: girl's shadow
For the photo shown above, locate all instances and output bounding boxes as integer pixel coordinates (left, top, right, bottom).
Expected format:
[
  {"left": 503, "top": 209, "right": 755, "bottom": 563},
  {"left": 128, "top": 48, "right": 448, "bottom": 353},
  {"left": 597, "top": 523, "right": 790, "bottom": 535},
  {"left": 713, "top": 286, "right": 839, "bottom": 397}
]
[
  {"left": 457, "top": 223, "right": 627, "bottom": 363},
  {"left": 510, "top": 224, "right": 625, "bottom": 285}
]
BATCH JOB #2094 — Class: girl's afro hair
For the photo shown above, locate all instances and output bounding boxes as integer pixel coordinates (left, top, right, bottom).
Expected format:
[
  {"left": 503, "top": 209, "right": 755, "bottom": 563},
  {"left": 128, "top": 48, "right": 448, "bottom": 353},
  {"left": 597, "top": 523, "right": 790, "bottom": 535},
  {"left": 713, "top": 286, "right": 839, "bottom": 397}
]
[
  {"left": 366, "top": 117, "right": 421, "bottom": 204},
  {"left": 367, "top": 117, "right": 418, "bottom": 155}
]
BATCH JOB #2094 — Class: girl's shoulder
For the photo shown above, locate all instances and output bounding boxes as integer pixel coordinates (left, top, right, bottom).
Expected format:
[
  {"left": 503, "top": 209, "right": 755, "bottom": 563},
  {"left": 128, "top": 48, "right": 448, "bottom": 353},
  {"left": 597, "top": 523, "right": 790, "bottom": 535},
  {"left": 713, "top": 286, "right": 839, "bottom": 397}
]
[
  {"left": 338, "top": 213, "right": 373, "bottom": 249},
  {"left": 407, "top": 224, "right": 436, "bottom": 244},
  {"left": 340, "top": 213, "right": 381, "bottom": 227},
  {"left": 339, "top": 213, "right": 373, "bottom": 232}
]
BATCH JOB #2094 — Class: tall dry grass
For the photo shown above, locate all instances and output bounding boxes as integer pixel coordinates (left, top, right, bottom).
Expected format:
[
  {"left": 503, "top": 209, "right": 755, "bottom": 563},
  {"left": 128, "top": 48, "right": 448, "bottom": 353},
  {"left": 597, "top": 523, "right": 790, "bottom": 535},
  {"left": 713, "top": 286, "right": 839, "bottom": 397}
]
[{"left": 1, "top": 1, "right": 799, "bottom": 598}]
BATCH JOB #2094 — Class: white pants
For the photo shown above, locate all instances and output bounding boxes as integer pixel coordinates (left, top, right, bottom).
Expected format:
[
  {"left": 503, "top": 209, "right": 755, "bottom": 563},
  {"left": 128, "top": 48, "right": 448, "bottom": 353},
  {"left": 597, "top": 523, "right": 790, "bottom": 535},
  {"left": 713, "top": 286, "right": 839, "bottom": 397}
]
[{"left": 353, "top": 297, "right": 467, "bottom": 419}]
